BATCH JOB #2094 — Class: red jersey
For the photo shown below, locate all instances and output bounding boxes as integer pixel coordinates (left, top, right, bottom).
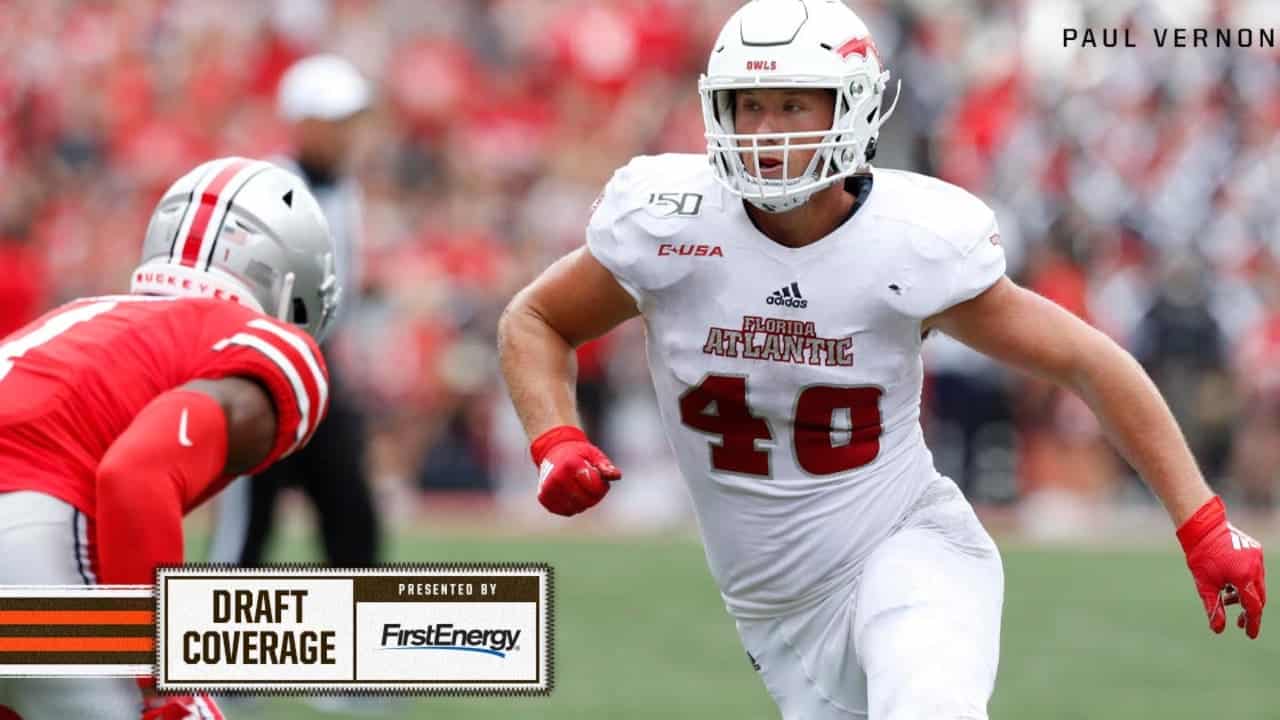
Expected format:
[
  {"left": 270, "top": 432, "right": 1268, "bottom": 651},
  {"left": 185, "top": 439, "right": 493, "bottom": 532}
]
[{"left": 0, "top": 295, "right": 329, "bottom": 519}]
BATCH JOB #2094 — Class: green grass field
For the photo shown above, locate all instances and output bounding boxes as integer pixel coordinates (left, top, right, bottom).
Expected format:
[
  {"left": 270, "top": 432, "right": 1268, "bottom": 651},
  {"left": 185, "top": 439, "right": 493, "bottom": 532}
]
[{"left": 217, "top": 532, "right": 1278, "bottom": 719}]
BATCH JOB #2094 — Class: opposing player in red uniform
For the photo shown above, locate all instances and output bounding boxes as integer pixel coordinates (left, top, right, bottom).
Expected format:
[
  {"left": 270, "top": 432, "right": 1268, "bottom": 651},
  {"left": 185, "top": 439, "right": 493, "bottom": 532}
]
[{"left": 0, "top": 157, "right": 340, "bottom": 719}]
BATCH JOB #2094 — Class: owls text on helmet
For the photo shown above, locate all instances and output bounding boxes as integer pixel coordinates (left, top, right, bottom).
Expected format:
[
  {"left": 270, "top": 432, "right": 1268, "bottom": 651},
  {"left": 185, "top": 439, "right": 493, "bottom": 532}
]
[
  {"left": 700, "top": 0, "right": 898, "bottom": 213},
  {"left": 132, "top": 157, "right": 341, "bottom": 340}
]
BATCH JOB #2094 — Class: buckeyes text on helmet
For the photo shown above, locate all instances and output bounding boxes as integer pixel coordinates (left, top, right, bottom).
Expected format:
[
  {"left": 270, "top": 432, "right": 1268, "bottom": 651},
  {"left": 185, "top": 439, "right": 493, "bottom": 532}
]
[
  {"left": 699, "top": 0, "right": 899, "bottom": 213},
  {"left": 131, "top": 157, "right": 342, "bottom": 341}
]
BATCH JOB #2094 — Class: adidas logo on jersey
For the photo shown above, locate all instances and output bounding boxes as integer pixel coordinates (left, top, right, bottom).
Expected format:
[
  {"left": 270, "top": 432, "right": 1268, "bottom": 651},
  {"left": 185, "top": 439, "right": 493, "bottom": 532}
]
[{"left": 766, "top": 282, "right": 807, "bottom": 309}]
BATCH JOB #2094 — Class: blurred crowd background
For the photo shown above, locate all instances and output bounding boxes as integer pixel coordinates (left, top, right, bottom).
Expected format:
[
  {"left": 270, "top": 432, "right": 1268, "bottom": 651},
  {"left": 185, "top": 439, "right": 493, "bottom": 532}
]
[{"left": 3, "top": 0, "right": 1280, "bottom": 535}]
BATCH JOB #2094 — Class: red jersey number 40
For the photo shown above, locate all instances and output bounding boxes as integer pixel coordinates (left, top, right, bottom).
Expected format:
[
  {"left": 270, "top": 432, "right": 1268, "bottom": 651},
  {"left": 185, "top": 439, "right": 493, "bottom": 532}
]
[{"left": 678, "top": 374, "right": 882, "bottom": 477}]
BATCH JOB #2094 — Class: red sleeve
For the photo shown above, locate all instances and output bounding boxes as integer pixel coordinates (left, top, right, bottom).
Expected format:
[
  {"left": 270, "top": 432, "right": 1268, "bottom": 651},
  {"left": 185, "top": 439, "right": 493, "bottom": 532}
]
[
  {"left": 96, "top": 390, "right": 227, "bottom": 585},
  {"left": 191, "top": 309, "right": 330, "bottom": 475}
]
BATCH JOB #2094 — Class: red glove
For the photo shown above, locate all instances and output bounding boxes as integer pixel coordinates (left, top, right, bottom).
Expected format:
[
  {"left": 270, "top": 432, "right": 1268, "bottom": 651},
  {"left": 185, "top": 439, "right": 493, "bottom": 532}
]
[
  {"left": 141, "top": 694, "right": 224, "bottom": 720},
  {"left": 1177, "top": 496, "right": 1267, "bottom": 639},
  {"left": 530, "top": 426, "right": 622, "bottom": 516}
]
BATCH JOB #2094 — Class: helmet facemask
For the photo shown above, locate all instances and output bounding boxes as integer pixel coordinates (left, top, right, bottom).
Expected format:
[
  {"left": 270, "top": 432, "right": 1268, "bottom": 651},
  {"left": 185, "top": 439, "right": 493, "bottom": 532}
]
[
  {"left": 698, "top": 0, "right": 900, "bottom": 214},
  {"left": 282, "top": 252, "right": 342, "bottom": 344},
  {"left": 253, "top": 235, "right": 342, "bottom": 343},
  {"left": 700, "top": 69, "right": 897, "bottom": 214}
]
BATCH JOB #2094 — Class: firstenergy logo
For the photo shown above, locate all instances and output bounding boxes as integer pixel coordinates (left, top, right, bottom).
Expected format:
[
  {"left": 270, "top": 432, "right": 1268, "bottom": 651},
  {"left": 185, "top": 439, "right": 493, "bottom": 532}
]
[{"left": 380, "top": 623, "right": 520, "bottom": 658}]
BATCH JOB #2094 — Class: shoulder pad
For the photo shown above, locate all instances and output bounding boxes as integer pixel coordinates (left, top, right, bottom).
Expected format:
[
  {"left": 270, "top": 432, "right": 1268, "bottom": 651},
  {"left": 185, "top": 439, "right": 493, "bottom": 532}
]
[
  {"left": 590, "top": 154, "right": 718, "bottom": 240},
  {"left": 867, "top": 170, "right": 1005, "bottom": 318},
  {"left": 874, "top": 170, "right": 997, "bottom": 259}
]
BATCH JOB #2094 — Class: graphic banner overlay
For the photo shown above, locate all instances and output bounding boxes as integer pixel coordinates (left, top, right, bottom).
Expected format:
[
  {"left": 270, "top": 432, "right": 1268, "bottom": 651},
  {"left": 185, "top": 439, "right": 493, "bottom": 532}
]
[
  {"left": 156, "top": 565, "right": 552, "bottom": 695},
  {"left": 0, "top": 586, "right": 153, "bottom": 677}
]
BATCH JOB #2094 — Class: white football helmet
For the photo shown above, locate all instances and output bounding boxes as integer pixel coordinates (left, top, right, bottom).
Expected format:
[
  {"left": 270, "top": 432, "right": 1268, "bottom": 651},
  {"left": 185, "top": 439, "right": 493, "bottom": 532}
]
[
  {"left": 131, "top": 157, "right": 341, "bottom": 340},
  {"left": 699, "top": 0, "right": 899, "bottom": 213}
]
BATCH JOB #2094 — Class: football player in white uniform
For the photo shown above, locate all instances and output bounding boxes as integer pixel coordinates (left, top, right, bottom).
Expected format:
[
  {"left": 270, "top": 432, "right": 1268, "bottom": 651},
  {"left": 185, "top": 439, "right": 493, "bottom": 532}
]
[{"left": 498, "top": 1, "right": 1267, "bottom": 717}]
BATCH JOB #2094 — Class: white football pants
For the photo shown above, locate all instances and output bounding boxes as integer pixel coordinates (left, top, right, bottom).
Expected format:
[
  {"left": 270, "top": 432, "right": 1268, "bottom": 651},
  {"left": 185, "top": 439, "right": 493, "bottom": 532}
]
[
  {"left": 0, "top": 491, "right": 140, "bottom": 720},
  {"left": 735, "top": 477, "right": 1004, "bottom": 719}
]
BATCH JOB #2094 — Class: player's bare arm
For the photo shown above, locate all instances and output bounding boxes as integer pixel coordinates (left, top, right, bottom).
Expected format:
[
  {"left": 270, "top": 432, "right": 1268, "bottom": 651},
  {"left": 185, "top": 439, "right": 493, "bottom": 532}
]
[
  {"left": 183, "top": 377, "right": 278, "bottom": 476},
  {"left": 930, "top": 276, "right": 1266, "bottom": 637},
  {"left": 498, "top": 247, "right": 637, "bottom": 515},
  {"left": 927, "top": 277, "right": 1211, "bottom": 525},
  {"left": 498, "top": 247, "right": 639, "bottom": 438}
]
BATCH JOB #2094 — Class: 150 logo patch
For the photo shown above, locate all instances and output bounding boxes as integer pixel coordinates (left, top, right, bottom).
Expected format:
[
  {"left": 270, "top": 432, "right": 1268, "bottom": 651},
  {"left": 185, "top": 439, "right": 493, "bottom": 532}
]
[{"left": 647, "top": 192, "right": 703, "bottom": 217}]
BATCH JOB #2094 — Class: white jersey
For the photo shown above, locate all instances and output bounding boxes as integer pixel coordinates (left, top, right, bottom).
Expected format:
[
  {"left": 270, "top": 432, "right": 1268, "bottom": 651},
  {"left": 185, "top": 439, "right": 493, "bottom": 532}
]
[{"left": 587, "top": 154, "right": 1006, "bottom": 618}]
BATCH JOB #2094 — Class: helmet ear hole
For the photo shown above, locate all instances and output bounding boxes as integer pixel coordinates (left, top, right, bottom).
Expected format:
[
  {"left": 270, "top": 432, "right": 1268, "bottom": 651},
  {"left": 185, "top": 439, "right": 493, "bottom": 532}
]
[{"left": 291, "top": 298, "right": 308, "bottom": 325}]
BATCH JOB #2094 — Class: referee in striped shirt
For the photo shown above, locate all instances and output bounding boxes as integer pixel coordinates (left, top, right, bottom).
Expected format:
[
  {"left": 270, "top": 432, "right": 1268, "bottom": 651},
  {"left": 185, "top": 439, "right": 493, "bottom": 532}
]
[{"left": 211, "top": 54, "right": 379, "bottom": 572}]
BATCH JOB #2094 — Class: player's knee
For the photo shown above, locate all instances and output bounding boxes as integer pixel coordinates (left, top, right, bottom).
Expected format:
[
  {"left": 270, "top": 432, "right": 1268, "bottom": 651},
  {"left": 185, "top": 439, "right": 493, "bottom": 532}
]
[
  {"left": 879, "top": 705, "right": 986, "bottom": 720},
  {"left": 876, "top": 694, "right": 987, "bottom": 720},
  {"left": 873, "top": 675, "right": 988, "bottom": 720}
]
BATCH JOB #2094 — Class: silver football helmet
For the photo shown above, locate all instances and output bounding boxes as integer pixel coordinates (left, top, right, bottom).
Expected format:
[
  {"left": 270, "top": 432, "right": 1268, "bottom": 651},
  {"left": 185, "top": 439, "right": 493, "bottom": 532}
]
[{"left": 131, "top": 157, "right": 341, "bottom": 340}]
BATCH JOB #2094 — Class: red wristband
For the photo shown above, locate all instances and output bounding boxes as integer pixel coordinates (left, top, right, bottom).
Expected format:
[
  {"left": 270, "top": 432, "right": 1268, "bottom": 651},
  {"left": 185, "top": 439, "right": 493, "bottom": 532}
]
[
  {"left": 1176, "top": 495, "right": 1226, "bottom": 554},
  {"left": 530, "top": 425, "right": 588, "bottom": 466}
]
